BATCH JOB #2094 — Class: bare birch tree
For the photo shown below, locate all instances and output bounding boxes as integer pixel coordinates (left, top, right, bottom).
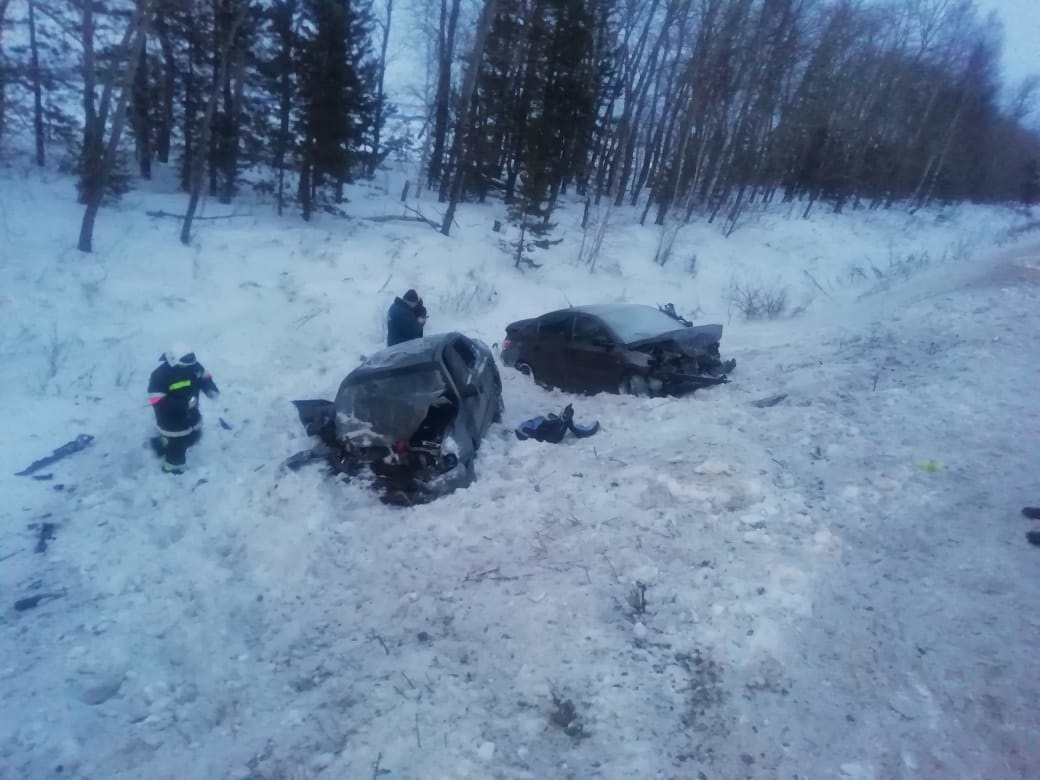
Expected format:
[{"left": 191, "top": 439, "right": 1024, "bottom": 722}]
[
  {"left": 77, "top": 0, "right": 155, "bottom": 253},
  {"left": 439, "top": 0, "right": 497, "bottom": 236}
]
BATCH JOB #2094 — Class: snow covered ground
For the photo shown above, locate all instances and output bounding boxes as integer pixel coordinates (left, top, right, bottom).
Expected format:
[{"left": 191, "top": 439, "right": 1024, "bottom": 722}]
[{"left": 1, "top": 164, "right": 1039, "bottom": 780}]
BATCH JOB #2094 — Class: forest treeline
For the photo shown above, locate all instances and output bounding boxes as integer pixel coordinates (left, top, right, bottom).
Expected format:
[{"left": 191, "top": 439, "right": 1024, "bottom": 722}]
[{"left": 0, "top": 0, "right": 1037, "bottom": 253}]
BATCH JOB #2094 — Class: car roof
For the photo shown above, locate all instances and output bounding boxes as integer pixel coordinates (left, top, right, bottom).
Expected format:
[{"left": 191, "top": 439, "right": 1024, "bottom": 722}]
[
  {"left": 351, "top": 332, "right": 463, "bottom": 378},
  {"left": 568, "top": 303, "right": 660, "bottom": 318},
  {"left": 530, "top": 303, "right": 662, "bottom": 319}
]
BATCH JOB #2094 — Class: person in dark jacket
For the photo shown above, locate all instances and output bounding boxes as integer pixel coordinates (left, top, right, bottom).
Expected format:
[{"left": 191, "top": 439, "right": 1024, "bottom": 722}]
[
  {"left": 147, "top": 344, "right": 219, "bottom": 474},
  {"left": 387, "top": 289, "right": 425, "bottom": 347}
]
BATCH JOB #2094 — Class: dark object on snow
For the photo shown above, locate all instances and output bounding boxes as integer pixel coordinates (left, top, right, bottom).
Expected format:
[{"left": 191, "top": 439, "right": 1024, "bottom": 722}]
[
  {"left": 1020, "top": 507, "right": 1039, "bottom": 546},
  {"left": 32, "top": 474, "right": 53, "bottom": 481},
  {"left": 219, "top": 417, "right": 233, "bottom": 430},
  {"left": 752, "top": 393, "right": 788, "bottom": 408},
  {"left": 14, "top": 592, "right": 62, "bottom": 612},
  {"left": 516, "top": 404, "right": 600, "bottom": 443},
  {"left": 288, "top": 332, "right": 503, "bottom": 505},
  {"left": 387, "top": 293, "right": 425, "bottom": 347},
  {"left": 549, "top": 694, "right": 585, "bottom": 738},
  {"left": 501, "top": 304, "right": 734, "bottom": 397},
  {"left": 35, "top": 522, "right": 56, "bottom": 554},
  {"left": 15, "top": 434, "right": 95, "bottom": 477},
  {"left": 659, "top": 302, "right": 693, "bottom": 327}
]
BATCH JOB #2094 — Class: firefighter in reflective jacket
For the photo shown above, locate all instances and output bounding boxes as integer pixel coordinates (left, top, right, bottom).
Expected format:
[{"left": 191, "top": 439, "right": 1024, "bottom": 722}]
[{"left": 148, "top": 344, "right": 219, "bottom": 473}]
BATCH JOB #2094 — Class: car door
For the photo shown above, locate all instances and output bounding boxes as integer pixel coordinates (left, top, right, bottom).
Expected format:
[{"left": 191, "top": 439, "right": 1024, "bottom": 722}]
[
  {"left": 568, "top": 314, "right": 623, "bottom": 393},
  {"left": 444, "top": 337, "right": 486, "bottom": 447},
  {"left": 529, "top": 313, "right": 576, "bottom": 390}
]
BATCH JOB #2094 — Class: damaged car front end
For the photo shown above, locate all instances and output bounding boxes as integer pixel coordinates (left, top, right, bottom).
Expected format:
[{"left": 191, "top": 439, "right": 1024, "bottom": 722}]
[
  {"left": 287, "top": 334, "right": 503, "bottom": 504},
  {"left": 626, "top": 323, "right": 736, "bottom": 396}
]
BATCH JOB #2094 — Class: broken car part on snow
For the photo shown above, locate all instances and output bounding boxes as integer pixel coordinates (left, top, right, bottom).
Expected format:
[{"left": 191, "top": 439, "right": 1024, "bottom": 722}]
[
  {"left": 14, "top": 434, "right": 95, "bottom": 477},
  {"left": 515, "top": 403, "right": 601, "bottom": 443}
]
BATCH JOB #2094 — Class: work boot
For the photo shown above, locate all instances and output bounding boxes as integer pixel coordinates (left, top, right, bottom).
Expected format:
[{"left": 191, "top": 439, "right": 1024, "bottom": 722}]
[
  {"left": 1027, "top": 530, "right": 1040, "bottom": 547},
  {"left": 1021, "top": 507, "right": 1040, "bottom": 520}
]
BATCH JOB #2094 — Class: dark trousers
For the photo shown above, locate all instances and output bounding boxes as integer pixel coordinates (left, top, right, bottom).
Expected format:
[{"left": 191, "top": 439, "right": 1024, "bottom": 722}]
[{"left": 155, "top": 428, "right": 201, "bottom": 470}]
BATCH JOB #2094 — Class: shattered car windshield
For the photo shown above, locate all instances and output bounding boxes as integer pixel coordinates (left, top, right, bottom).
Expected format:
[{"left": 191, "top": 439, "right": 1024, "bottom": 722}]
[
  {"left": 336, "top": 367, "right": 448, "bottom": 441},
  {"left": 592, "top": 306, "right": 688, "bottom": 344}
]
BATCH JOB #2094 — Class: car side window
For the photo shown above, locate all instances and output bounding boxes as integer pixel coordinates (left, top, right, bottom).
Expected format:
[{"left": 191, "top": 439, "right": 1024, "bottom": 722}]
[
  {"left": 538, "top": 314, "right": 574, "bottom": 341},
  {"left": 572, "top": 315, "right": 613, "bottom": 346}
]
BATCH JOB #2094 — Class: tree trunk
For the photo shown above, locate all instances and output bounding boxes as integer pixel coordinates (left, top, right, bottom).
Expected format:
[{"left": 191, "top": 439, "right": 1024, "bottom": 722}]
[
  {"left": 208, "top": 3, "right": 224, "bottom": 199},
  {"left": 78, "top": 1, "right": 154, "bottom": 252},
  {"left": 370, "top": 0, "right": 393, "bottom": 177},
  {"left": 131, "top": 43, "right": 152, "bottom": 178},
  {"left": 272, "top": 0, "right": 295, "bottom": 217},
  {"left": 181, "top": 14, "right": 199, "bottom": 191},
  {"left": 0, "top": 0, "right": 10, "bottom": 144},
  {"left": 28, "top": 0, "right": 45, "bottom": 166},
  {"left": 440, "top": 0, "right": 498, "bottom": 236},
  {"left": 219, "top": 46, "right": 246, "bottom": 203},
  {"left": 155, "top": 9, "right": 176, "bottom": 163},
  {"left": 428, "top": 0, "right": 461, "bottom": 188},
  {"left": 182, "top": 3, "right": 250, "bottom": 244}
]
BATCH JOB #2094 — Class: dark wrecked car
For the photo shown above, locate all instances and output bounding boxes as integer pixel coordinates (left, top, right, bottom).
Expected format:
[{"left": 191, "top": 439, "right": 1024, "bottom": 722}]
[
  {"left": 287, "top": 333, "right": 503, "bottom": 504},
  {"left": 500, "top": 303, "right": 735, "bottom": 397}
]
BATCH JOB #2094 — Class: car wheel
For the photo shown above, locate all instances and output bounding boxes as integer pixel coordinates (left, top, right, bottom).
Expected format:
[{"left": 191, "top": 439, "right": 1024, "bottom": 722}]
[
  {"left": 621, "top": 373, "right": 651, "bottom": 397},
  {"left": 515, "top": 361, "right": 552, "bottom": 390}
]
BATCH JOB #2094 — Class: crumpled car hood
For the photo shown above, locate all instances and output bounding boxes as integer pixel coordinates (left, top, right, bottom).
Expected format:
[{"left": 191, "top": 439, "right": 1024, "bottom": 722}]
[
  {"left": 629, "top": 324, "right": 723, "bottom": 356},
  {"left": 335, "top": 391, "right": 445, "bottom": 445},
  {"left": 334, "top": 366, "right": 449, "bottom": 445}
]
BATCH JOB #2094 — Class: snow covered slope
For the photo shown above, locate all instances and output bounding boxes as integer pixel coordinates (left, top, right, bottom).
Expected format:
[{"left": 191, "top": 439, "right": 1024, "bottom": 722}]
[{"left": 2, "top": 166, "right": 1039, "bottom": 779}]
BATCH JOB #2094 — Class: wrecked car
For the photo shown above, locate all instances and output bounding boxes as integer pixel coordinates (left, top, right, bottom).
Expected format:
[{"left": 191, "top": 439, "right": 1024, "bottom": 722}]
[
  {"left": 288, "top": 333, "right": 503, "bottom": 504},
  {"left": 500, "top": 303, "right": 735, "bottom": 397}
]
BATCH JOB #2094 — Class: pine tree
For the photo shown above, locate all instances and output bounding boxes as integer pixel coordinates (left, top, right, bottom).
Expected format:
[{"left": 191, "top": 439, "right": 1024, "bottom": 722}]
[{"left": 296, "top": 0, "right": 378, "bottom": 219}]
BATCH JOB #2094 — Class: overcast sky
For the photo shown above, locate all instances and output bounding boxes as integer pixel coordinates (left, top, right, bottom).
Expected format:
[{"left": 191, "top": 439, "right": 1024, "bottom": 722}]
[{"left": 976, "top": 0, "right": 1039, "bottom": 85}]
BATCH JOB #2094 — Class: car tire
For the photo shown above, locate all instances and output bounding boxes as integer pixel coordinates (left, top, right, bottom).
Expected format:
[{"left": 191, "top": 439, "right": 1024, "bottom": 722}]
[{"left": 621, "top": 373, "right": 651, "bottom": 397}]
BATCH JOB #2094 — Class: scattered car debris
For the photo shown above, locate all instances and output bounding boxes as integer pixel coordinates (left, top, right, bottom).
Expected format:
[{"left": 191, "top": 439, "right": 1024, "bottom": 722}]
[
  {"left": 515, "top": 404, "right": 600, "bottom": 443},
  {"left": 752, "top": 393, "right": 788, "bottom": 408},
  {"left": 34, "top": 522, "right": 56, "bottom": 554},
  {"left": 15, "top": 434, "right": 94, "bottom": 477},
  {"left": 549, "top": 692, "right": 586, "bottom": 738},
  {"left": 14, "top": 592, "right": 64, "bottom": 612}
]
